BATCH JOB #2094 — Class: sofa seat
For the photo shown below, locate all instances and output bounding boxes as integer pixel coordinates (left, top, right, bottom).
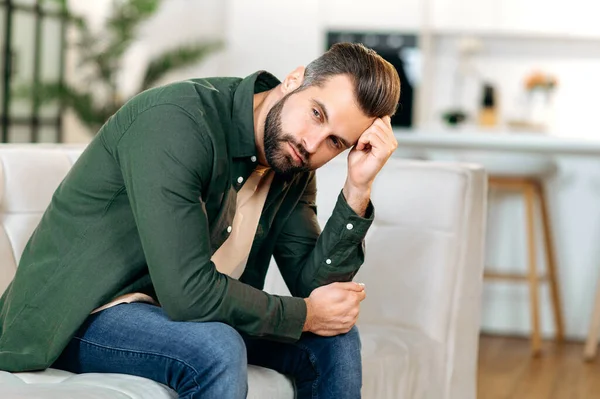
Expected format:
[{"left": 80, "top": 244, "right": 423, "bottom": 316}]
[
  {"left": 0, "top": 365, "right": 294, "bottom": 399},
  {"left": 0, "top": 325, "right": 442, "bottom": 399}
]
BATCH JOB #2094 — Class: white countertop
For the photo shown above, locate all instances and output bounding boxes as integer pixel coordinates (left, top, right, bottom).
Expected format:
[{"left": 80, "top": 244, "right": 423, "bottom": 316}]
[{"left": 393, "top": 129, "right": 600, "bottom": 156}]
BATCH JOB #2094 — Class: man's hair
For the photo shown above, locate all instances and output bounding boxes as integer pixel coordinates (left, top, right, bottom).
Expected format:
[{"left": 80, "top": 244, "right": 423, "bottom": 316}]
[{"left": 299, "top": 42, "right": 401, "bottom": 118}]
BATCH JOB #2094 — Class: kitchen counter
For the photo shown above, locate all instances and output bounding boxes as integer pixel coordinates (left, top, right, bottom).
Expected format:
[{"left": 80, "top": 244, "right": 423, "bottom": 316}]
[
  {"left": 391, "top": 128, "right": 600, "bottom": 342},
  {"left": 394, "top": 129, "right": 600, "bottom": 156}
]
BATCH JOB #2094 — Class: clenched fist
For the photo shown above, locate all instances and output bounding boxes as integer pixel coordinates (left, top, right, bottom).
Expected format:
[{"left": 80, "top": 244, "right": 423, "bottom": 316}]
[{"left": 303, "top": 282, "right": 366, "bottom": 336}]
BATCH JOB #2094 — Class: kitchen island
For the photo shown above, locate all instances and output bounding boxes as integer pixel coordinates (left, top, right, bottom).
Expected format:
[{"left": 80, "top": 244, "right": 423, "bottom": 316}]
[
  {"left": 394, "top": 129, "right": 600, "bottom": 156},
  {"left": 393, "top": 128, "right": 600, "bottom": 343}
]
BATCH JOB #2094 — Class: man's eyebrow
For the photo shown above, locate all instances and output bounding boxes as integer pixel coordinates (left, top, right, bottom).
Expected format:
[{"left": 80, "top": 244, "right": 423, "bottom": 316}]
[{"left": 337, "top": 136, "right": 351, "bottom": 148}]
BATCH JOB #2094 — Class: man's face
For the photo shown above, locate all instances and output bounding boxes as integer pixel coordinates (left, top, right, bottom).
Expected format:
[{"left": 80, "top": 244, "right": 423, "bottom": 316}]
[{"left": 264, "top": 74, "right": 374, "bottom": 176}]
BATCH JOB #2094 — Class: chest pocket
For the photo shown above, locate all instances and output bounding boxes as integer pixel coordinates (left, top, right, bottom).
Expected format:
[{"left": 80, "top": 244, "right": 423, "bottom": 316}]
[{"left": 208, "top": 186, "right": 237, "bottom": 256}]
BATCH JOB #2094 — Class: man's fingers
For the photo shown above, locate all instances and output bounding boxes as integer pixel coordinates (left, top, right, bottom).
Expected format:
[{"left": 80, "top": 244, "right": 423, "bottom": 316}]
[
  {"left": 356, "top": 290, "right": 366, "bottom": 302},
  {"left": 373, "top": 117, "right": 395, "bottom": 139},
  {"left": 366, "top": 132, "right": 390, "bottom": 156},
  {"left": 368, "top": 127, "right": 398, "bottom": 155},
  {"left": 372, "top": 116, "right": 391, "bottom": 129},
  {"left": 356, "top": 117, "right": 393, "bottom": 150},
  {"left": 355, "top": 131, "right": 372, "bottom": 151},
  {"left": 336, "top": 281, "right": 365, "bottom": 292},
  {"left": 367, "top": 123, "right": 394, "bottom": 143}
]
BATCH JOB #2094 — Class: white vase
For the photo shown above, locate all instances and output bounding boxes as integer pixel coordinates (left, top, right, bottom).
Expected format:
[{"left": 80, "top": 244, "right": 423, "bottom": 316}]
[{"left": 528, "top": 89, "right": 553, "bottom": 130}]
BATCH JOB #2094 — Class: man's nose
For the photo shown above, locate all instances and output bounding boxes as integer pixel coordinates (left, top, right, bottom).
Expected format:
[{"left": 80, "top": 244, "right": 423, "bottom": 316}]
[{"left": 302, "top": 133, "right": 325, "bottom": 154}]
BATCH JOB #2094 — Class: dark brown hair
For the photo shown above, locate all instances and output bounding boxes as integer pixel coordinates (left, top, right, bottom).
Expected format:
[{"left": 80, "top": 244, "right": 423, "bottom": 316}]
[{"left": 299, "top": 42, "right": 401, "bottom": 118}]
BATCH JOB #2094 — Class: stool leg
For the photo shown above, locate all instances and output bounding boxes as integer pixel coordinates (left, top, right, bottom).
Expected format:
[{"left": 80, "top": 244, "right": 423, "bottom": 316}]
[
  {"left": 584, "top": 272, "right": 600, "bottom": 360},
  {"left": 524, "top": 183, "right": 542, "bottom": 355},
  {"left": 537, "top": 183, "right": 565, "bottom": 343}
]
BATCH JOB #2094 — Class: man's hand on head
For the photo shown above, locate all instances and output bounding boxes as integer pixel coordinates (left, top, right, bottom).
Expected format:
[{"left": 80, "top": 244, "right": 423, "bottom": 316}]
[{"left": 343, "top": 116, "right": 398, "bottom": 216}]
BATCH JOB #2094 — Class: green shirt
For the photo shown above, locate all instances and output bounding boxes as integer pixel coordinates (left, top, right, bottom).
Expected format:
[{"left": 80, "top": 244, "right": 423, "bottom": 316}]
[{"left": 0, "top": 71, "right": 374, "bottom": 372}]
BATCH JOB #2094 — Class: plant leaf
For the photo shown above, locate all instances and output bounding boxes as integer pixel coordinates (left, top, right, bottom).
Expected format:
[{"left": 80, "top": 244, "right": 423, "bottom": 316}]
[
  {"left": 141, "top": 41, "right": 222, "bottom": 90},
  {"left": 15, "top": 83, "right": 113, "bottom": 130}
]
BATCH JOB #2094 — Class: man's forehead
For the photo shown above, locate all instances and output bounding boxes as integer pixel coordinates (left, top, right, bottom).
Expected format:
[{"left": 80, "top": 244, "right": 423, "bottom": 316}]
[
  {"left": 307, "top": 80, "right": 359, "bottom": 115},
  {"left": 310, "top": 75, "right": 356, "bottom": 99}
]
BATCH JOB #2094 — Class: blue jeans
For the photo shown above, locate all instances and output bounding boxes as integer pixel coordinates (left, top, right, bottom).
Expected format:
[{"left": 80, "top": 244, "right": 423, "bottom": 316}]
[{"left": 51, "top": 302, "right": 362, "bottom": 398}]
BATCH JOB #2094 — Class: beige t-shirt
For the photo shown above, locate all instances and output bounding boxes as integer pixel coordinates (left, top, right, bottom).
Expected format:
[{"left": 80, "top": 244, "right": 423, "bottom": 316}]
[{"left": 91, "top": 166, "right": 274, "bottom": 314}]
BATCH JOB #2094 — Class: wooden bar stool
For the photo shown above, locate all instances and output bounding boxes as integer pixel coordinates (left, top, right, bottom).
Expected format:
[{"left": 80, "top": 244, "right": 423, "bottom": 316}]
[
  {"left": 584, "top": 272, "right": 600, "bottom": 360},
  {"left": 463, "top": 153, "right": 564, "bottom": 356}
]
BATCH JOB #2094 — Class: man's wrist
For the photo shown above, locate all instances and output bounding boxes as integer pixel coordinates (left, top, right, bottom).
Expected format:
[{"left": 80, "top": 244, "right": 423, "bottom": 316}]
[
  {"left": 303, "top": 298, "right": 313, "bottom": 332},
  {"left": 342, "top": 181, "right": 371, "bottom": 217}
]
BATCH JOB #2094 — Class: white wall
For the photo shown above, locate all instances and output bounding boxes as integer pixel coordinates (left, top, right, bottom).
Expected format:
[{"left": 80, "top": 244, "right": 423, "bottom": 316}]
[{"left": 225, "top": 0, "right": 323, "bottom": 79}]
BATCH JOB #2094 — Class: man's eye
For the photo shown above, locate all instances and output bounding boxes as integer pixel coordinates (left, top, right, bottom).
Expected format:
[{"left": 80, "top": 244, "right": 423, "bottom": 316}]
[
  {"left": 330, "top": 136, "right": 341, "bottom": 149},
  {"left": 312, "top": 108, "right": 321, "bottom": 120}
]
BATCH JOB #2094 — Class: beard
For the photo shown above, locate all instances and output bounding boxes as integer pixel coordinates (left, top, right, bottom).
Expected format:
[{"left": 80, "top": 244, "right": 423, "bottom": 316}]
[{"left": 263, "top": 93, "right": 311, "bottom": 177}]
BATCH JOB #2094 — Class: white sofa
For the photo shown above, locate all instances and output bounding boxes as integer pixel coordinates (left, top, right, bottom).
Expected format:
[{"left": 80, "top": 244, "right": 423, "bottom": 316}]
[{"left": 0, "top": 144, "right": 487, "bottom": 399}]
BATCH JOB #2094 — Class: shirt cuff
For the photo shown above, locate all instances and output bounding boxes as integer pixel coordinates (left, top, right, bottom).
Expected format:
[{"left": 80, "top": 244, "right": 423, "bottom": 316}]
[
  {"left": 327, "top": 190, "right": 374, "bottom": 244},
  {"left": 276, "top": 295, "right": 307, "bottom": 342}
]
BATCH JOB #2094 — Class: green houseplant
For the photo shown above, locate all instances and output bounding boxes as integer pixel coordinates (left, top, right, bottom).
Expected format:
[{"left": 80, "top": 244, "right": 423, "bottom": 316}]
[{"left": 22, "top": 0, "right": 221, "bottom": 132}]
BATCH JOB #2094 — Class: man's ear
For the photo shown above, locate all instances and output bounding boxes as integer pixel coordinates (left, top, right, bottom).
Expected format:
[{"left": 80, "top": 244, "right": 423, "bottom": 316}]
[{"left": 281, "top": 66, "right": 306, "bottom": 94}]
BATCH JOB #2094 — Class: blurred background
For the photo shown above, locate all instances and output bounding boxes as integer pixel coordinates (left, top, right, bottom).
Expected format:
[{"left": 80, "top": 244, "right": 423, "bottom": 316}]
[
  {"left": 5, "top": 0, "right": 600, "bottom": 143},
  {"left": 5, "top": 0, "right": 600, "bottom": 396}
]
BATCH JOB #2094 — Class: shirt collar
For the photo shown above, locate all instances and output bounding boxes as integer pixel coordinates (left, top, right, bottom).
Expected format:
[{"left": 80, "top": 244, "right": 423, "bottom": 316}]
[{"left": 230, "top": 70, "right": 281, "bottom": 159}]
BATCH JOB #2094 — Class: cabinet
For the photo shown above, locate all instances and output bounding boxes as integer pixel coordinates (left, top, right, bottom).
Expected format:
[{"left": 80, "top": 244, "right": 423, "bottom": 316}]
[
  {"left": 322, "top": 0, "right": 422, "bottom": 31},
  {"left": 431, "top": 0, "right": 600, "bottom": 40},
  {"left": 430, "top": 0, "right": 497, "bottom": 32},
  {"left": 495, "top": 0, "right": 600, "bottom": 39}
]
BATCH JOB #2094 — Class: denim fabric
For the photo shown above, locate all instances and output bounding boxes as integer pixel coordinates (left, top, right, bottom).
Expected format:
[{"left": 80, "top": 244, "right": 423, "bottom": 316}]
[{"left": 52, "top": 302, "right": 362, "bottom": 399}]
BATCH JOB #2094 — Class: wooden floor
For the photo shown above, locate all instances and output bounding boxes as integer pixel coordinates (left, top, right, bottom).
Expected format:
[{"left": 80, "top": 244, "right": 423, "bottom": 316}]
[{"left": 478, "top": 334, "right": 600, "bottom": 399}]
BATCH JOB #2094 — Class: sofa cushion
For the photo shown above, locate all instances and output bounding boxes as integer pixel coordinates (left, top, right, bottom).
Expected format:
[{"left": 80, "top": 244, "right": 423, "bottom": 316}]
[
  {"left": 0, "top": 325, "right": 443, "bottom": 399},
  {"left": 0, "top": 368, "right": 177, "bottom": 399},
  {"left": 0, "top": 365, "right": 294, "bottom": 399}
]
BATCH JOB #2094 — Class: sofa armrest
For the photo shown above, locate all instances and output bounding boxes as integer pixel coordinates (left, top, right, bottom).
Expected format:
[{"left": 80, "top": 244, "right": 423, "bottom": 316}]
[
  {"left": 357, "top": 159, "right": 486, "bottom": 399},
  {"left": 264, "top": 158, "right": 486, "bottom": 399}
]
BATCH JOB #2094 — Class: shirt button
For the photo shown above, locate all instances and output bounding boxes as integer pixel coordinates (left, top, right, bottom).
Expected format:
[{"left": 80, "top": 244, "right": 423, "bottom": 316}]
[
  {"left": 325, "top": 259, "right": 332, "bottom": 265},
  {"left": 227, "top": 226, "right": 232, "bottom": 233},
  {"left": 237, "top": 176, "right": 244, "bottom": 184},
  {"left": 250, "top": 156, "right": 257, "bottom": 162},
  {"left": 346, "top": 223, "right": 354, "bottom": 230}
]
